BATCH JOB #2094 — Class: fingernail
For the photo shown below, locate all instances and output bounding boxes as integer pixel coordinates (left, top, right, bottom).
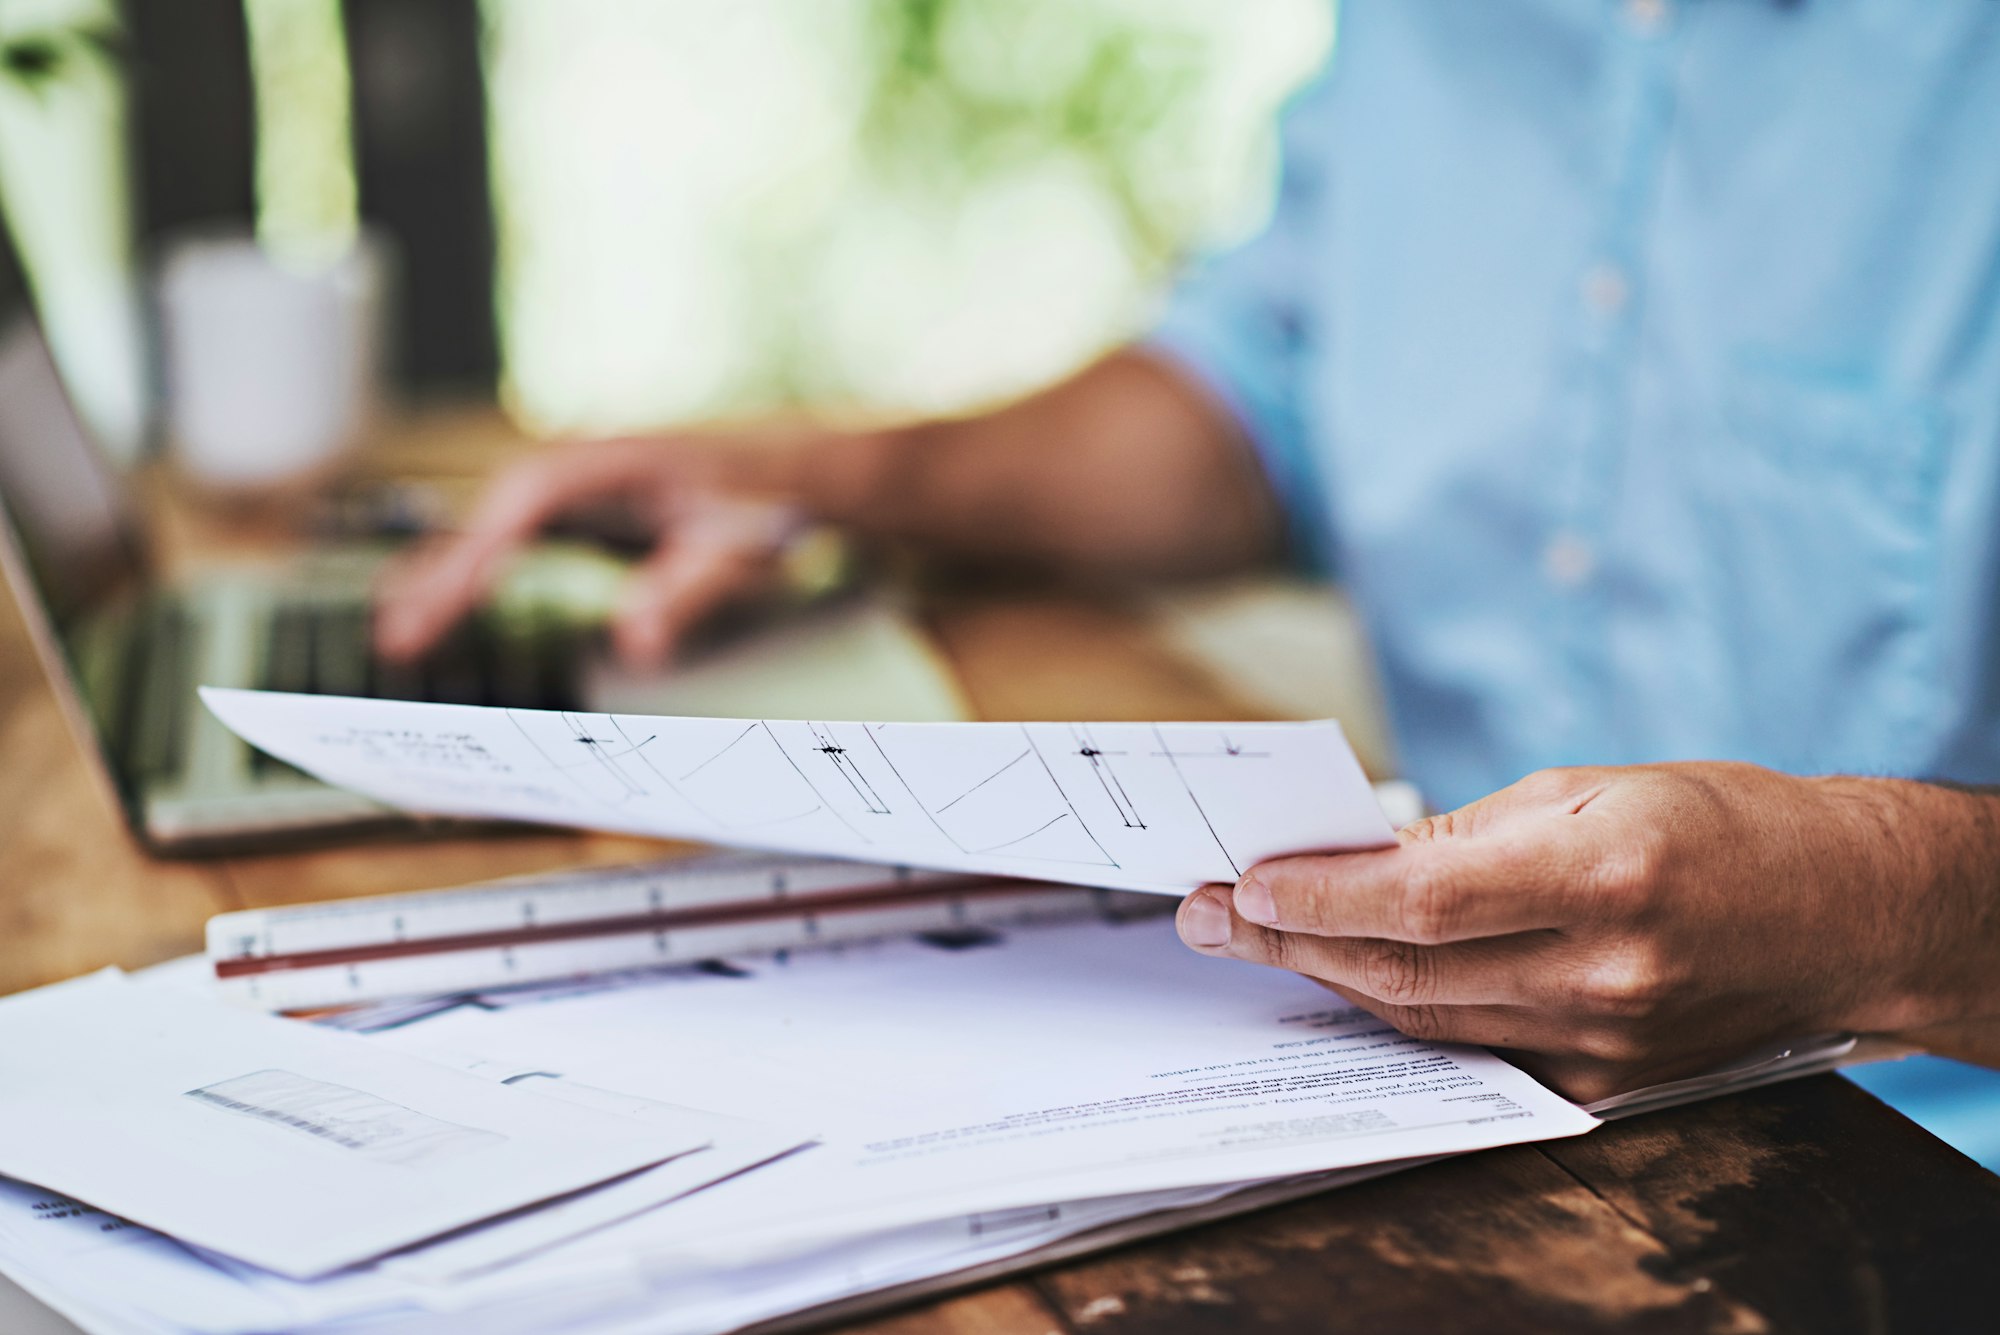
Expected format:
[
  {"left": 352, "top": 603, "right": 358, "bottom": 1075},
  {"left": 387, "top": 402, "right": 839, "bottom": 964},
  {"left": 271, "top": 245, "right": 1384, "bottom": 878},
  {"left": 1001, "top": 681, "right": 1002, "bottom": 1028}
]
[
  {"left": 1179, "top": 891, "right": 1232, "bottom": 949},
  {"left": 1234, "top": 876, "right": 1277, "bottom": 927}
]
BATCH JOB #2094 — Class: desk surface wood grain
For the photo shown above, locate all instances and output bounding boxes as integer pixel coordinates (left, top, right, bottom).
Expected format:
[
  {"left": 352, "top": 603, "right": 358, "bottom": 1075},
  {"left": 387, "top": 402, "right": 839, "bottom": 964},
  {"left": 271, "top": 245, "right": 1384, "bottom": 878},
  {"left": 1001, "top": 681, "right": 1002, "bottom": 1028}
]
[{"left": 4, "top": 417, "right": 1998, "bottom": 1334}]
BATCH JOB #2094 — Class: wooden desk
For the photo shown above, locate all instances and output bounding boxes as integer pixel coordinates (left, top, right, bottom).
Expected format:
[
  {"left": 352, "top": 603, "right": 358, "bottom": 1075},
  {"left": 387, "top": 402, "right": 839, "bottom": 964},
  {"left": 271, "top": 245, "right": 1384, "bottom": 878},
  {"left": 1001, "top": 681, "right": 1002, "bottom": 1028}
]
[{"left": 4, "top": 421, "right": 1999, "bottom": 1334}]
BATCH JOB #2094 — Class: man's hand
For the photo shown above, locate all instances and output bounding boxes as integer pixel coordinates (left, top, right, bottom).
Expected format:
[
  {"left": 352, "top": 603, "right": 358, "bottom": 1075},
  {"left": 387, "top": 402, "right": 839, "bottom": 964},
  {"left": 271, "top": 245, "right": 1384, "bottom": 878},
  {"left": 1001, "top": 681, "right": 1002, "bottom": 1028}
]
[
  {"left": 372, "top": 351, "right": 1276, "bottom": 669},
  {"left": 374, "top": 434, "right": 810, "bottom": 669},
  {"left": 1175, "top": 763, "right": 2000, "bottom": 1103}
]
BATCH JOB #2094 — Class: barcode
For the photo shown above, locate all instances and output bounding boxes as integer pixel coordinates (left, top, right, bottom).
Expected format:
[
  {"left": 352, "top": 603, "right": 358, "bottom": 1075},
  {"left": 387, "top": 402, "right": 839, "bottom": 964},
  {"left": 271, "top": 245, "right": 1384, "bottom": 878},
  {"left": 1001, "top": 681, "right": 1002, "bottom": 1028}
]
[
  {"left": 183, "top": 1069, "right": 505, "bottom": 1165},
  {"left": 184, "top": 1088, "right": 379, "bottom": 1150}
]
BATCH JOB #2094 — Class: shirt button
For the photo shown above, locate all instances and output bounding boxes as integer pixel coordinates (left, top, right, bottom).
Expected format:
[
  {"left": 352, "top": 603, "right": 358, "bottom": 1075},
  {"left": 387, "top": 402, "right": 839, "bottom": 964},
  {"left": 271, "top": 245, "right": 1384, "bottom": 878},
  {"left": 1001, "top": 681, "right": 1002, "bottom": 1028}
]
[
  {"left": 1583, "top": 263, "right": 1629, "bottom": 316},
  {"left": 1542, "top": 534, "right": 1597, "bottom": 589},
  {"left": 1624, "top": 0, "right": 1672, "bottom": 36}
]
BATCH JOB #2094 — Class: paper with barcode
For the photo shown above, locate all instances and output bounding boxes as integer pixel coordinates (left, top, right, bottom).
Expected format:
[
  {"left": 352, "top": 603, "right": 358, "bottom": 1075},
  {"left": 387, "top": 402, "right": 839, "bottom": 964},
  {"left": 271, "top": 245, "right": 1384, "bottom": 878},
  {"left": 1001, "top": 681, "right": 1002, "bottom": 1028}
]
[
  {"left": 200, "top": 689, "right": 1397, "bottom": 893},
  {"left": 0, "top": 971, "right": 716, "bottom": 1278}
]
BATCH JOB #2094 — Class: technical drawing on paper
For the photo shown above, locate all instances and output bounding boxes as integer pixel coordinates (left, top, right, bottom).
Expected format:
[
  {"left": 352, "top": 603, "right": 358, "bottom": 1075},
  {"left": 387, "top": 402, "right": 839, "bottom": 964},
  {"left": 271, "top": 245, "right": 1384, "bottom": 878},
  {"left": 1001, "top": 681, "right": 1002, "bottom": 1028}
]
[
  {"left": 506, "top": 711, "right": 877, "bottom": 844},
  {"left": 197, "top": 687, "right": 1397, "bottom": 894},
  {"left": 808, "top": 721, "right": 892, "bottom": 814},
  {"left": 865, "top": 722, "right": 1118, "bottom": 868},
  {"left": 1071, "top": 725, "right": 1144, "bottom": 830},
  {"left": 502, "top": 711, "right": 660, "bottom": 807}
]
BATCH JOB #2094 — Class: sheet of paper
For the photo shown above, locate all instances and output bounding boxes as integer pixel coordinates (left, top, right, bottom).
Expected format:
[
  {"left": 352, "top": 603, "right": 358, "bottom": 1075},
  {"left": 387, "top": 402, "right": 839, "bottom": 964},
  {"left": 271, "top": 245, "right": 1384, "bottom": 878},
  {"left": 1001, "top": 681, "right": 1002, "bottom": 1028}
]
[
  {"left": 0, "top": 1254, "right": 153, "bottom": 1335},
  {"left": 199, "top": 689, "right": 1394, "bottom": 894},
  {"left": 0, "top": 967, "right": 1857, "bottom": 1335},
  {"left": 377, "top": 1066, "right": 808, "bottom": 1283},
  {"left": 0, "top": 973, "right": 718, "bottom": 1279},
  {"left": 3, "top": 921, "right": 1582, "bottom": 1331},
  {"left": 0, "top": 1125, "right": 808, "bottom": 1335},
  {"left": 0, "top": 1165, "right": 1405, "bottom": 1335},
  {"left": 359, "top": 913, "right": 1596, "bottom": 1260},
  {"left": 0, "top": 1176, "right": 289, "bottom": 1334},
  {"left": 1582, "top": 1033, "right": 1860, "bottom": 1119}
]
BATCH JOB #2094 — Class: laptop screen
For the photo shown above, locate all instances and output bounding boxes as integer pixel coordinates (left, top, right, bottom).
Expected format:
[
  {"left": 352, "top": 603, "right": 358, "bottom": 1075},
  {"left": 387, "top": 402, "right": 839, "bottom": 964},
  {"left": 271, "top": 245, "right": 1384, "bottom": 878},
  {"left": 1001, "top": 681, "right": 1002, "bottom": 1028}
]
[{"left": 0, "top": 221, "right": 147, "bottom": 630}]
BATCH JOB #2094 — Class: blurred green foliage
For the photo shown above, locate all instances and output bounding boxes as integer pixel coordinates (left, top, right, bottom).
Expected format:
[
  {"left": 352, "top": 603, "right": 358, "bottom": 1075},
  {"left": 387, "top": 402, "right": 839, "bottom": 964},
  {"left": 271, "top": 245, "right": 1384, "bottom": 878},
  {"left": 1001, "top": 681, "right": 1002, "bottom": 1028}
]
[
  {"left": 485, "top": 0, "right": 1330, "bottom": 432},
  {"left": 0, "top": 0, "right": 148, "bottom": 460},
  {"left": 0, "top": 18, "right": 120, "bottom": 102},
  {"left": 858, "top": 0, "right": 1210, "bottom": 268}
]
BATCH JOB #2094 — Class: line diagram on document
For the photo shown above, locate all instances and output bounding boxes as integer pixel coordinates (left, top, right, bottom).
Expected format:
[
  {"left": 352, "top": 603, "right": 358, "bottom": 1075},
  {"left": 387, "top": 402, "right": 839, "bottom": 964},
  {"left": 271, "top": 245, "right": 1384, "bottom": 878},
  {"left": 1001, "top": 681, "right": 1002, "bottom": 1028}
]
[
  {"left": 809, "top": 721, "right": 892, "bottom": 814},
  {"left": 506, "top": 712, "right": 863, "bottom": 841},
  {"left": 481, "top": 711, "right": 1291, "bottom": 883},
  {"left": 863, "top": 722, "right": 1119, "bottom": 869},
  {"left": 1071, "top": 724, "right": 1145, "bottom": 830}
]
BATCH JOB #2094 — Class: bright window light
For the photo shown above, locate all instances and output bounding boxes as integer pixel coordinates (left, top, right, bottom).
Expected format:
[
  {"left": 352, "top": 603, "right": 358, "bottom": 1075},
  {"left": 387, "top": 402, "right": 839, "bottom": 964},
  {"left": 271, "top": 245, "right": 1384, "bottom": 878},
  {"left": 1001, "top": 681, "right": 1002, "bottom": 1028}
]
[
  {"left": 481, "top": 0, "right": 1332, "bottom": 435},
  {"left": 0, "top": 0, "right": 146, "bottom": 461},
  {"left": 242, "top": 0, "right": 359, "bottom": 267}
]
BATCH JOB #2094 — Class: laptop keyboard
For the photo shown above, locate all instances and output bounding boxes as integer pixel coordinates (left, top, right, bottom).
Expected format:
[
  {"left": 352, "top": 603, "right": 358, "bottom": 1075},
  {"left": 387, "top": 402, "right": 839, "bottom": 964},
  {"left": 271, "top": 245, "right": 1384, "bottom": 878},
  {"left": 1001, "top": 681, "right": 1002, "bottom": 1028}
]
[
  {"left": 123, "top": 601, "right": 194, "bottom": 784},
  {"left": 247, "top": 600, "right": 584, "bottom": 778}
]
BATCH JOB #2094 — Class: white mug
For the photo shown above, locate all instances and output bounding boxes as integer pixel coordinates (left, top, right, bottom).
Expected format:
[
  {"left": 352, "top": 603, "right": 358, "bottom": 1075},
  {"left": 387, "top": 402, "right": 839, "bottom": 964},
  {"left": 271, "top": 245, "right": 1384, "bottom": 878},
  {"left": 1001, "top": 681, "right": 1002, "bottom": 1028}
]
[{"left": 157, "top": 228, "right": 392, "bottom": 491}]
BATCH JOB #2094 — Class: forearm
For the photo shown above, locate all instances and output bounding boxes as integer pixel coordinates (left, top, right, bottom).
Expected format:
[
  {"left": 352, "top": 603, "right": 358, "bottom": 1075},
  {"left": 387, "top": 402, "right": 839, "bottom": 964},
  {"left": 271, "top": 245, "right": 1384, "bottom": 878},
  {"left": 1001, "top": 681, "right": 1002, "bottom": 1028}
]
[
  {"left": 780, "top": 350, "right": 1285, "bottom": 578},
  {"left": 1833, "top": 777, "right": 2000, "bottom": 1065}
]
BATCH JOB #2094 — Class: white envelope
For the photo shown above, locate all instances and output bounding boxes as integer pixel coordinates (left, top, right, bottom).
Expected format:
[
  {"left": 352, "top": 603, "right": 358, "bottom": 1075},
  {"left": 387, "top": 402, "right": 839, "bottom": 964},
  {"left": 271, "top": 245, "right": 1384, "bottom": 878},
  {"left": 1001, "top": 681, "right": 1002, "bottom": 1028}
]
[{"left": 0, "top": 972, "right": 712, "bottom": 1279}]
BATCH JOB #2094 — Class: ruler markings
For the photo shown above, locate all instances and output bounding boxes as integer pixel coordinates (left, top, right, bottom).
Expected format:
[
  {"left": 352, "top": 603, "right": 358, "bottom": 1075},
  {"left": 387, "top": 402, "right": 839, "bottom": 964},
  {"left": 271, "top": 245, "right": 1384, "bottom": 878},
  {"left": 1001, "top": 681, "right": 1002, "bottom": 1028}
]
[{"left": 213, "top": 877, "right": 1041, "bottom": 978}]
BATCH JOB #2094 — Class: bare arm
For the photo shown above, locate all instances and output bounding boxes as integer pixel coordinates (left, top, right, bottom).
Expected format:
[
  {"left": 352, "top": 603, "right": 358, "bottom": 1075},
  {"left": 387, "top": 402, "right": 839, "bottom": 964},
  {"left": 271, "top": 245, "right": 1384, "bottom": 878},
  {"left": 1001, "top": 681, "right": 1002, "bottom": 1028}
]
[
  {"left": 787, "top": 350, "right": 1281, "bottom": 578},
  {"left": 1878, "top": 784, "right": 2000, "bottom": 1070},
  {"left": 376, "top": 349, "right": 1280, "bottom": 664},
  {"left": 1175, "top": 765, "right": 2000, "bottom": 1102}
]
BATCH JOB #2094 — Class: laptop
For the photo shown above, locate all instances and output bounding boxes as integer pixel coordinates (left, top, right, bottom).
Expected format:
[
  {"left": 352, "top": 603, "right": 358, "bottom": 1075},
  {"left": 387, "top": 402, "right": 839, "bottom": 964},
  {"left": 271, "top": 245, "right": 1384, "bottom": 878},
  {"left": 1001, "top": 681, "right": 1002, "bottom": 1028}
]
[{"left": 0, "top": 227, "right": 594, "bottom": 852}]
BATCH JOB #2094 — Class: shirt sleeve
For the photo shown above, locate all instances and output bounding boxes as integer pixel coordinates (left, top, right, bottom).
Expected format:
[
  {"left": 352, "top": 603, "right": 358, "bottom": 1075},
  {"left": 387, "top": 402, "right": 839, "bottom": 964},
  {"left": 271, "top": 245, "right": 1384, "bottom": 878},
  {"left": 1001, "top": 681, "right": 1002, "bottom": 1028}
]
[{"left": 1145, "top": 70, "right": 1339, "bottom": 572}]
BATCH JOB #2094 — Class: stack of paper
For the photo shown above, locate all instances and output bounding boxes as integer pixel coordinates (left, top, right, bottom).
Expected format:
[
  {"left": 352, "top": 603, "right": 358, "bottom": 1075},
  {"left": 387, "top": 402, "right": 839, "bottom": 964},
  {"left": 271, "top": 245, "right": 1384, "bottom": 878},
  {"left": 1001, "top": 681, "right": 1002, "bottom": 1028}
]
[
  {"left": 0, "top": 699, "right": 1863, "bottom": 1332},
  {"left": 0, "top": 910, "right": 1616, "bottom": 1335},
  {"left": 0, "top": 910, "right": 1866, "bottom": 1335}
]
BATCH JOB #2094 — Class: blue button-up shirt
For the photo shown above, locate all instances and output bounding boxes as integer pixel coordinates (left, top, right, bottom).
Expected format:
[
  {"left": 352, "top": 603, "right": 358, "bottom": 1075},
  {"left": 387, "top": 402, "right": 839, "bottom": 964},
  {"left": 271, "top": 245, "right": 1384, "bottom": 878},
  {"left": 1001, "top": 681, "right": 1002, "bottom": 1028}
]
[{"left": 1153, "top": 0, "right": 2000, "bottom": 813}]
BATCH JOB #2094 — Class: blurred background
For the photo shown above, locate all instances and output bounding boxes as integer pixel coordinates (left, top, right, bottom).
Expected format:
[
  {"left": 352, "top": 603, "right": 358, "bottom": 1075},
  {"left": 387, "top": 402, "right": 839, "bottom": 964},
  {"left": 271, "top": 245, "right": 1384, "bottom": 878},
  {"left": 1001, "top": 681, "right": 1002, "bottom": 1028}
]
[
  {"left": 0, "top": 0, "right": 1330, "bottom": 457},
  {"left": 3, "top": 0, "right": 1997, "bottom": 1181},
  {"left": 0, "top": 0, "right": 1390, "bottom": 802}
]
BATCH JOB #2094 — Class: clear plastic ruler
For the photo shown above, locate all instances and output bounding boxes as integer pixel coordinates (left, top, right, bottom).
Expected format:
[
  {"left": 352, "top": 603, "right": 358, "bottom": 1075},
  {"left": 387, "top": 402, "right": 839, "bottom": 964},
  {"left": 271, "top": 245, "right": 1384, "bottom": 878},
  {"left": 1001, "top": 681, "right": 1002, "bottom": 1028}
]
[{"left": 206, "top": 851, "right": 1140, "bottom": 1012}]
